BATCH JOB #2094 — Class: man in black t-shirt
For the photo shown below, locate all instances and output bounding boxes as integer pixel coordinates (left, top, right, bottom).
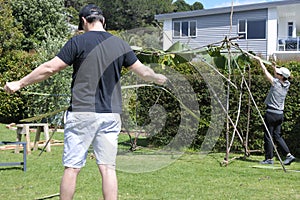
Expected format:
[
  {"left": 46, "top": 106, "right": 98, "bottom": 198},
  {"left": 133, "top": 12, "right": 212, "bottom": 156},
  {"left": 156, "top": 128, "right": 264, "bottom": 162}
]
[{"left": 4, "top": 4, "right": 167, "bottom": 200}]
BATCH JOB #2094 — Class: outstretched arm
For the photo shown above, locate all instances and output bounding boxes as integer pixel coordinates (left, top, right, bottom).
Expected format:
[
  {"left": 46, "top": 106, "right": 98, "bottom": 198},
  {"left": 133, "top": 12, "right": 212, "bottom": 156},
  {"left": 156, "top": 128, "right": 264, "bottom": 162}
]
[
  {"left": 253, "top": 56, "right": 274, "bottom": 85},
  {"left": 128, "top": 60, "right": 167, "bottom": 85},
  {"left": 4, "top": 56, "right": 68, "bottom": 94}
]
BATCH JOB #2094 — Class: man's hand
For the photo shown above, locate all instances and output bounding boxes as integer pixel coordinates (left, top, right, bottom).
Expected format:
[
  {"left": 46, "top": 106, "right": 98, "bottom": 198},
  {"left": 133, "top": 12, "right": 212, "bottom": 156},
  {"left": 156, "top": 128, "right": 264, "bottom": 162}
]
[
  {"left": 129, "top": 60, "right": 168, "bottom": 85},
  {"left": 271, "top": 61, "right": 277, "bottom": 68},
  {"left": 3, "top": 81, "right": 22, "bottom": 94},
  {"left": 154, "top": 74, "right": 168, "bottom": 85}
]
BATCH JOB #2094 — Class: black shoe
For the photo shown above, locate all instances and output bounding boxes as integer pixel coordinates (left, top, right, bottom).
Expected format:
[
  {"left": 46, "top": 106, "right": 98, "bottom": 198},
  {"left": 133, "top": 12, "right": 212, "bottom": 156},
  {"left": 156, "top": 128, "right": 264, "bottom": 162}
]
[
  {"left": 260, "top": 159, "right": 274, "bottom": 164},
  {"left": 283, "top": 155, "right": 295, "bottom": 165}
]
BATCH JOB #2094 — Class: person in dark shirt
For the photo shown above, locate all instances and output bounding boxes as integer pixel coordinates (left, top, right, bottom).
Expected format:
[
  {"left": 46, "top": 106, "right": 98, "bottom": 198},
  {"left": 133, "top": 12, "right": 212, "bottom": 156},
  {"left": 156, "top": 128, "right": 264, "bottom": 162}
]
[
  {"left": 254, "top": 56, "right": 295, "bottom": 166},
  {"left": 4, "top": 4, "right": 167, "bottom": 200}
]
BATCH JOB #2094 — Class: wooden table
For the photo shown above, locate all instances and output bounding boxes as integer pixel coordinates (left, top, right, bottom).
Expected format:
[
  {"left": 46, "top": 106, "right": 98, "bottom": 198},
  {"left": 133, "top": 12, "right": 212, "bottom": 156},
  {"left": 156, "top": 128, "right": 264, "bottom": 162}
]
[{"left": 15, "top": 123, "right": 51, "bottom": 154}]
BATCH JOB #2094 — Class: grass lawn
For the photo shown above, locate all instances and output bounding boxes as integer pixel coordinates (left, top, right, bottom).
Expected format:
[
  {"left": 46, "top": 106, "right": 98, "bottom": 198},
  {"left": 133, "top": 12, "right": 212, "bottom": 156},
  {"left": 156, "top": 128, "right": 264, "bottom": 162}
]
[{"left": 0, "top": 123, "right": 299, "bottom": 200}]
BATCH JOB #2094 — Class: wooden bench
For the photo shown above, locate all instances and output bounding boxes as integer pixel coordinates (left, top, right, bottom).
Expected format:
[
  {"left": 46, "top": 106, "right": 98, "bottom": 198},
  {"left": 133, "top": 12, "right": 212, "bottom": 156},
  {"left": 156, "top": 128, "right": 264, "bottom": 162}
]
[
  {"left": 0, "top": 141, "right": 27, "bottom": 171},
  {"left": 15, "top": 123, "right": 51, "bottom": 154}
]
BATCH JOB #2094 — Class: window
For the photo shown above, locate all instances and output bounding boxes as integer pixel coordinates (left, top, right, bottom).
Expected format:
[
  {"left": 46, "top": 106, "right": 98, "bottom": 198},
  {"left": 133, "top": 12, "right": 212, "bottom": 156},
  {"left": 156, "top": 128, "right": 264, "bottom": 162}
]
[
  {"left": 238, "top": 20, "right": 246, "bottom": 39},
  {"left": 288, "top": 22, "right": 293, "bottom": 37},
  {"left": 238, "top": 19, "right": 266, "bottom": 40},
  {"left": 173, "top": 21, "right": 197, "bottom": 37},
  {"left": 182, "top": 21, "right": 189, "bottom": 36},
  {"left": 174, "top": 22, "right": 181, "bottom": 37},
  {"left": 190, "top": 21, "right": 196, "bottom": 36}
]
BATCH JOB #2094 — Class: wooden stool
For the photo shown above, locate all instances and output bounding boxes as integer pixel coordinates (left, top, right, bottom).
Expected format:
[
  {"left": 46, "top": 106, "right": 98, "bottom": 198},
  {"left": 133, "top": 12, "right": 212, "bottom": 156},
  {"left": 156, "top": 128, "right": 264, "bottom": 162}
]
[{"left": 15, "top": 123, "right": 51, "bottom": 154}]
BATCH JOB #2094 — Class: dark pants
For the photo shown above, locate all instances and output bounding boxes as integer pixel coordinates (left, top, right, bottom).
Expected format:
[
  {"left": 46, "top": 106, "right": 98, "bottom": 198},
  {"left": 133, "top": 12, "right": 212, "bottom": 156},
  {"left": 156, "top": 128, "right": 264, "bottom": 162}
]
[{"left": 264, "top": 111, "right": 290, "bottom": 160}]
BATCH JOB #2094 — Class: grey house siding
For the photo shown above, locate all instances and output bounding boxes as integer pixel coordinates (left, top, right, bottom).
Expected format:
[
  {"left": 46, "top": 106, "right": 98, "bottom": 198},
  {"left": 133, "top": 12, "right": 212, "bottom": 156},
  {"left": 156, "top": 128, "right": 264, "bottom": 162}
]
[
  {"left": 173, "top": 8, "right": 268, "bottom": 56},
  {"left": 233, "top": 9, "right": 268, "bottom": 56}
]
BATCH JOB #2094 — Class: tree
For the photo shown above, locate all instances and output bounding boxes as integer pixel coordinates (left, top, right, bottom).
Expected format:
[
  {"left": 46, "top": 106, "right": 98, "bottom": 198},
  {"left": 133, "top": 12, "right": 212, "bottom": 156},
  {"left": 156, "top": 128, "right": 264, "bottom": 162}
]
[
  {"left": 10, "top": 0, "right": 70, "bottom": 50},
  {"left": 92, "top": 0, "right": 174, "bottom": 30},
  {"left": 173, "top": 0, "right": 191, "bottom": 12},
  {"left": 64, "top": 0, "right": 201, "bottom": 31},
  {"left": 64, "top": 0, "right": 86, "bottom": 10},
  {"left": 0, "top": 0, "right": 35, "bottom": 123},
  {"left": 101, "top": 0, "right": 130, "bottom": 30},
  {"left": 127, "top": 0, "right": 174, "bottom": 27},
  {"left": 0, "top": 0, "right": 24, "bottom": 57},
  {"left": 191, "top": 2, "right": 204, "bottom": 10}
]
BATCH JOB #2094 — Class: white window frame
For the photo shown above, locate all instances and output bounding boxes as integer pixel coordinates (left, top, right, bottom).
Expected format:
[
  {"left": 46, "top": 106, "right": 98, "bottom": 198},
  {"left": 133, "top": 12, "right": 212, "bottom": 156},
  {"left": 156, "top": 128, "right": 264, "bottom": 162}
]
[
  {"left": 173, "top": 20, "right": 197, "bottom": 38},
  {"left": 238, "top": 19, "right": 247, "bottom": 40},
  {"left": 238, "top": 19, "right": 266, "bottom": 40},
  {"left": 288, "top": 21, "right": 296, "bottom": 37},
  {"left": 189, "top": 21, "right": 197, "bottom": 37}
]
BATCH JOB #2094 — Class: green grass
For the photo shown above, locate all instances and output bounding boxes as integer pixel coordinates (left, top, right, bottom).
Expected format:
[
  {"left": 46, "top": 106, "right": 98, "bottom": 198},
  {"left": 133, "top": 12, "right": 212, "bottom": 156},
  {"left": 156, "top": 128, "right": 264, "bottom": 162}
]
[{"left": 1, "top": 123, "right": 300, "bottom": 200}]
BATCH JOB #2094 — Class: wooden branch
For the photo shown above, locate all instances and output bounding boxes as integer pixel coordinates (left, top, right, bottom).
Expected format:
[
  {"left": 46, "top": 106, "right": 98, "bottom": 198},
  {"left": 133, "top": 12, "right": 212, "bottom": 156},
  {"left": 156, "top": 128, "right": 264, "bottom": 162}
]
[{"left": 35, "top": 193, "right": 60, "bottom": 200}]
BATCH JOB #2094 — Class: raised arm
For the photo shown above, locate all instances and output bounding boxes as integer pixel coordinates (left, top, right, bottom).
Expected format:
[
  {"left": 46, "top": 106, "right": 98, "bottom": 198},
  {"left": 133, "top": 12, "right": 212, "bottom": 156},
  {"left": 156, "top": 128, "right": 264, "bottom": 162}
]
[
  {"left": 128, "top": 60, "right": 167, "bottom": 85},
  {"left": 4, "top": 56, "right": 68, "bottom": 94},
  {"left": 253, "top": 56, "right": 274, "bottom": 85}
]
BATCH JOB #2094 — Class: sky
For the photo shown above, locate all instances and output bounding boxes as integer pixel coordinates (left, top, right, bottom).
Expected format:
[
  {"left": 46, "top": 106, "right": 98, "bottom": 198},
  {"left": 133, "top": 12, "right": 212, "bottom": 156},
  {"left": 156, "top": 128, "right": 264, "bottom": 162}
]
[{"left": 185, "top": 0, "right": 279, "bottom": 9}]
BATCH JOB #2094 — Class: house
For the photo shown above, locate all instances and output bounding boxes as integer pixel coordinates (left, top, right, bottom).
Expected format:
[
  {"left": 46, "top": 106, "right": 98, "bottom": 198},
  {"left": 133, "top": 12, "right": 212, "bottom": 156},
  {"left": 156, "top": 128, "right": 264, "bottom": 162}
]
[{"left": 155, "top": 0, "right": 300, "bottom": 60}]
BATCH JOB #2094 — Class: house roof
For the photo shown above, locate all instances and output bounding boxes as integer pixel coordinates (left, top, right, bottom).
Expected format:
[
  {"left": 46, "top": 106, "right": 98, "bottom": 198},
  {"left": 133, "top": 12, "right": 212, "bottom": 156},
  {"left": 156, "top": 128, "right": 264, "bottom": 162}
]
[{"left": 155, "top": 0, "right": 300, "bottom": 21}]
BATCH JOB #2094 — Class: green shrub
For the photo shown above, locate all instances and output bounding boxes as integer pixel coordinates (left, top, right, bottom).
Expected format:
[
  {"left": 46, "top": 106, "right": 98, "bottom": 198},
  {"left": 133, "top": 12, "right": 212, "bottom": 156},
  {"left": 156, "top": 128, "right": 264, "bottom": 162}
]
[
  {"left": 0, "top": 0, "right": 72, "bottom": 125},
  {"left": 10, "top": 0, "right": 69, "bottom": 50},
  {"left": 0, "top": 50, "right": 38, "bottom": 123},
  {"left": 0, "top": 0, "right": 24, "bottom": 56}
]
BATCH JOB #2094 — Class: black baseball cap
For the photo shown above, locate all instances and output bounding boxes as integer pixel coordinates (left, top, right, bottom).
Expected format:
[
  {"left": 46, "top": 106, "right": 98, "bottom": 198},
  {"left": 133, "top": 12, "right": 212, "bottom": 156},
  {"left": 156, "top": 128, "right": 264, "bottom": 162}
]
[{"left": 78, "top": 4, "right": 103, "bottom": 30}]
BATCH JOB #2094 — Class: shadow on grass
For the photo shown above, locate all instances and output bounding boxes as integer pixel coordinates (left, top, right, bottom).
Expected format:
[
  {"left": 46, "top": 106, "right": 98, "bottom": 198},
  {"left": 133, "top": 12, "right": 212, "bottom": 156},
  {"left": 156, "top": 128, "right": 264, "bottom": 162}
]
[
  {"left": 236, "top": 156, "right": 262, "bottom": 163},
  {"left": 0, "top": 166, "right": 24, "bottom": 171},
  {"left": 118, "top": 137, "right": 151, "bottom": 151},
  {"left": 205, "top": 152, "right": 264, "bottom": 167}
]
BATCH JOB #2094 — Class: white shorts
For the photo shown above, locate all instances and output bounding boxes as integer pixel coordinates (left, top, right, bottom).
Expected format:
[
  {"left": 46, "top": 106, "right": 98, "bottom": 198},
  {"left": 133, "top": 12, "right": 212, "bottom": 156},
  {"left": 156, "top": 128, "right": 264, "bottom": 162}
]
[{"left": 63, "top": 111, "right": 121, "bottom": 168}]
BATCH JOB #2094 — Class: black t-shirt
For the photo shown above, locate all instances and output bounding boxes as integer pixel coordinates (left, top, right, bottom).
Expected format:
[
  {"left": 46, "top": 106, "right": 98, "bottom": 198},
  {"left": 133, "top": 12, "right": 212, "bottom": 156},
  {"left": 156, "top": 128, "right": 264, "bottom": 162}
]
[{"left": 57, "top": 31, "right": 138, "bottom": 113}]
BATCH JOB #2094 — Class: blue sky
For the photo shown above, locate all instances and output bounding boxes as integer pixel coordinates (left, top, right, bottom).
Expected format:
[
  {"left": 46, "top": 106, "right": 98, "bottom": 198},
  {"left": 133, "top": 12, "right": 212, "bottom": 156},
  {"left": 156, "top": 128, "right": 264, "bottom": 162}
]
[{"left": 185, "top": 0, "right": 278, "bottom": 9}]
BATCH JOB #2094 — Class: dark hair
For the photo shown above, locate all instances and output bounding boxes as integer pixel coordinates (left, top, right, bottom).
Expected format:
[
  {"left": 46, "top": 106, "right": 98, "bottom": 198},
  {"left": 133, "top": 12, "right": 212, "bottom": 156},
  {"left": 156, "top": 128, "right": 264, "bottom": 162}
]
[
  {"left": 78, "top": 4, "right": 105, "bottom": 30},
  {"left": 85, "top": 14, "right": 105, "bottom": 24}
]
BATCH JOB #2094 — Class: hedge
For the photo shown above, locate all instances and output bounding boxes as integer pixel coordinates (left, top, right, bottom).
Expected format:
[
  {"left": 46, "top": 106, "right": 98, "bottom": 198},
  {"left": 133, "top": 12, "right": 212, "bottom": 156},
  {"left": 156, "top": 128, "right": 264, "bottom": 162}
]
[{"left": 127, "top": 60, "right": 300, "bottom": 156}]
